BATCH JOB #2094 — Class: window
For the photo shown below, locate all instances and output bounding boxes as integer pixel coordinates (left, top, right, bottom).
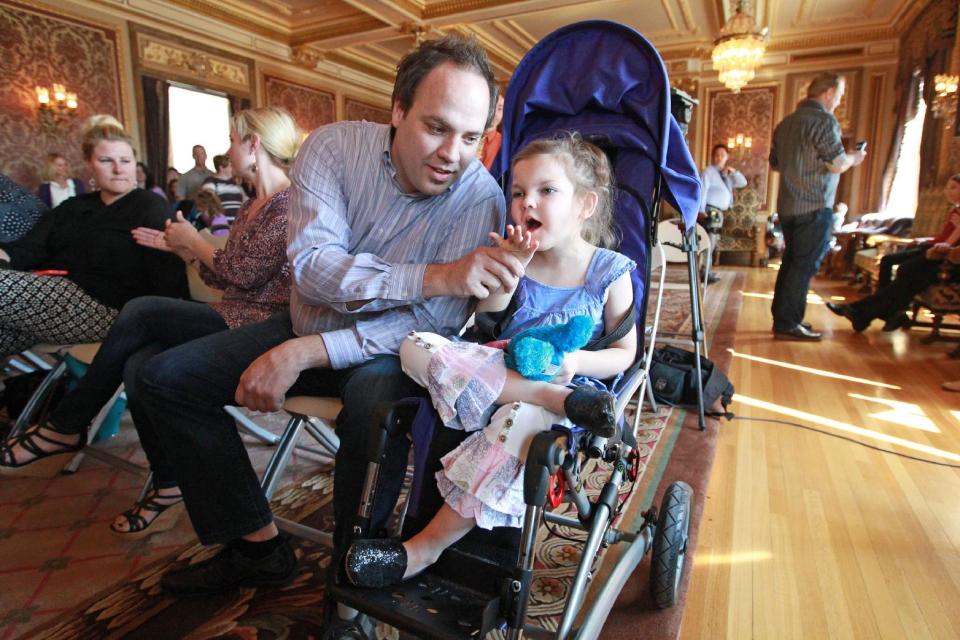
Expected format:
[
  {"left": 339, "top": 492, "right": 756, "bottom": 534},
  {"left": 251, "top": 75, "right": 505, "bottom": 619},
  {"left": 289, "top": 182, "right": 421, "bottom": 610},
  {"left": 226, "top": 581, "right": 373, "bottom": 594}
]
[
  {"left": 885, "top": 82, "right": 927, "bottom": 217},
  {"left": 167, "top": 84, "right": 230, "bottom": 173}
]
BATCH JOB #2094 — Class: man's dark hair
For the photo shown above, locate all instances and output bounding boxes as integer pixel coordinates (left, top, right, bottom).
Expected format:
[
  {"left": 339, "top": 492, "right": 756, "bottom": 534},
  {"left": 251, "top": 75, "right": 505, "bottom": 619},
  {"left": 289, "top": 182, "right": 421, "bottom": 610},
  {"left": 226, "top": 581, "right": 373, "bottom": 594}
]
[
  {"left": 213, "top": 154, "right": 230, "bottom": 171},
  {"left": 806, "top": 72, "right": 842, "bottom": 99},
  {"left": 711, "top": 143, "right": 728, "bottom": 155},
  {"left": 392, "top": 34, "right": 498, "bottom": 129}
]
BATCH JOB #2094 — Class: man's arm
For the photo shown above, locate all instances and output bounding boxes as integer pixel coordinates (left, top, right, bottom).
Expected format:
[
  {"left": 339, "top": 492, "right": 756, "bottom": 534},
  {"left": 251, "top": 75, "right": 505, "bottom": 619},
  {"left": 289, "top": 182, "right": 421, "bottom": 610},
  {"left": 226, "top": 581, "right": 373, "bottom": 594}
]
[
  {"left": 288, "top": 131, "right": 516, "bottom": 314},
  {"left": 235, "top": 335, "right": 329, "bottom": 412},
  {"left": 728, "top": 169, "right": 748, "bottom": 189},
  {"left": 817, "top": 118, "right": 864, "bottom": 174}
]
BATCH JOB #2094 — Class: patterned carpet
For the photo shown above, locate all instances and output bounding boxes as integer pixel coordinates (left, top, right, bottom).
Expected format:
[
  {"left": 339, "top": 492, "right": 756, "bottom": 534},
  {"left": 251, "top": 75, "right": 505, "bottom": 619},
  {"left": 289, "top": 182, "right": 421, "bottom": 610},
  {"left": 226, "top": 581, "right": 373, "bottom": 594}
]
[{"left": 4, "top": 267, "right": 737, "bottom": 640}]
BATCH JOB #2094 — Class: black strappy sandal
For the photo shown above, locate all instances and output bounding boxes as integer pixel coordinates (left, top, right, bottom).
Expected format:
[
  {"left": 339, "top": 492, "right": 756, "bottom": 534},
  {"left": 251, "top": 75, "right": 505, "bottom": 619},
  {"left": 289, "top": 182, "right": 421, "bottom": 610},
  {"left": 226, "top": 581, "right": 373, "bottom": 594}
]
[
  {"left": 0, "top": 424, "right": 85, "bottom": 478},
  {"left": 110, "top": 488, "right": 184, "bottom": 539}
]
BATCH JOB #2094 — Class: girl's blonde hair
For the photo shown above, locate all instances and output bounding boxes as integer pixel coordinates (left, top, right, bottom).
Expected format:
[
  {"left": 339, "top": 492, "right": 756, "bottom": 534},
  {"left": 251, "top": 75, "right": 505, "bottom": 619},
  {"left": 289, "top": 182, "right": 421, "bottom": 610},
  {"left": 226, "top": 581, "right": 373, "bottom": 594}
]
[
  {"left": 81, "top": 114, "right": 135, "bottom": 159},
  {"left": 194, "top": 189, "right": 224, "bottom": 216},
  {"left": 231, "top": 107, "right": 302, "bottom": 170},
  {"left": 511, "top": 132, "right": 618, "bottom": 248},
  {"left": 43, "top": 153, "right": 66, "bottom": 182}
]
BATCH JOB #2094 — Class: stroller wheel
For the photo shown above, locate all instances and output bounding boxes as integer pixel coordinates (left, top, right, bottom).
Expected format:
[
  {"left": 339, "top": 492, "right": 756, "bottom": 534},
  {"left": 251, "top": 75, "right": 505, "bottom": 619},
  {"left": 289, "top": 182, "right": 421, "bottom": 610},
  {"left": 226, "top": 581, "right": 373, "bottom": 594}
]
[{"left": 650, "top": 481, "right": 693, "bottom": 609}]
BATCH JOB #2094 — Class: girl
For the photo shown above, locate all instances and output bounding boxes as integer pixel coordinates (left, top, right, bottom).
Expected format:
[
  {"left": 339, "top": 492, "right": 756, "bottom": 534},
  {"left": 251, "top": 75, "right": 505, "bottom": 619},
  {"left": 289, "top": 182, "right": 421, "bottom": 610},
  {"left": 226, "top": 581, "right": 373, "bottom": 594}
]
[{"left": 345, "top": 133, "right": 637, "bottom": 588}]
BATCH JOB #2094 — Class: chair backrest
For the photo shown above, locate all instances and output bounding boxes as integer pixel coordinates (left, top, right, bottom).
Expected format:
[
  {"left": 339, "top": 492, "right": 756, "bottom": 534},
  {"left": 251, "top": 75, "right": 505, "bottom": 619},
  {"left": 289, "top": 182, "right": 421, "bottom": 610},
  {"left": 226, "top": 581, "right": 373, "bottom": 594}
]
[
  {"left": 911, "top": 187, "right": 949, "bottom": 239},
  {"left": 187, "top": 230, "right": 229, "bottom": 303}
]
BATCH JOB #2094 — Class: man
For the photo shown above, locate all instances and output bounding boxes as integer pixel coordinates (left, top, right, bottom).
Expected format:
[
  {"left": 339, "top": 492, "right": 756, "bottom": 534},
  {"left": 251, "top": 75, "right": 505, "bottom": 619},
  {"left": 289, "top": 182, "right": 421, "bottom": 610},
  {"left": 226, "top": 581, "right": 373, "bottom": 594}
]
[
  {"left": 201, "top": 154, "right": 247, "bottom": 224},
  {"left": 133, "top": 35, "right": 516, "bottom": 613},
  {"left": 177, "top": 144, "right": 213, "bottom": 200},
  {"left": 699, "top": 143, "right": 746, "bottom": 280},
  {"left": 769, "top": 72, "right": 865, "bottom": 340}
]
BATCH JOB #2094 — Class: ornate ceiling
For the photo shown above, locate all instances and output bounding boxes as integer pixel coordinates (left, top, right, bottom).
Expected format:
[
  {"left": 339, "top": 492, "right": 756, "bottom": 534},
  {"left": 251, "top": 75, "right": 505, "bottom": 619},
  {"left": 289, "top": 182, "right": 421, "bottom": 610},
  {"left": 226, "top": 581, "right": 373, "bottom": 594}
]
[{"left": 167, "top": 0, "right": 924, "bottom": 83}]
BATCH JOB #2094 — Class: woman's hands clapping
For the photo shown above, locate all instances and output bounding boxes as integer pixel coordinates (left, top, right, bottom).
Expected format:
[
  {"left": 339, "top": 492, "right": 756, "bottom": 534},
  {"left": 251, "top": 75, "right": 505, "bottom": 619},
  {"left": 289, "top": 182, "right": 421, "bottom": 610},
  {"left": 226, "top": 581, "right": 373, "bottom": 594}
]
[{"left": 131, "top": 211, "right": 199, "bottom": 262}]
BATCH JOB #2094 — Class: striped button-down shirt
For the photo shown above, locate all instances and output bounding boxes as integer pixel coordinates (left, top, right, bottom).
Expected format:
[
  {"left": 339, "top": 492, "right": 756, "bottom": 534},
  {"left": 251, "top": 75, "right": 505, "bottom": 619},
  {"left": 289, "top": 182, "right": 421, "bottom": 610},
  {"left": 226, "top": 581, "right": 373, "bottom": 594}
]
[
  {"left": 769, "top": 99, "right": 846, "bottom": 218},
  {"left": 287, "top": 121, "right": 506, "bottom": 369}
]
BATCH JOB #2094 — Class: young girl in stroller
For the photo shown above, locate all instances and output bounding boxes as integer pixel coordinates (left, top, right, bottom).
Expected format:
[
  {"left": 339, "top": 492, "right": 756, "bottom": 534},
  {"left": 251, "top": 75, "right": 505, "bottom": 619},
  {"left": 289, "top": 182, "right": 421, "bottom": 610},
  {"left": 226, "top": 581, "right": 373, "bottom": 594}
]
[{"left": 344, "top": 132, "right": 638, "bottom": 589}]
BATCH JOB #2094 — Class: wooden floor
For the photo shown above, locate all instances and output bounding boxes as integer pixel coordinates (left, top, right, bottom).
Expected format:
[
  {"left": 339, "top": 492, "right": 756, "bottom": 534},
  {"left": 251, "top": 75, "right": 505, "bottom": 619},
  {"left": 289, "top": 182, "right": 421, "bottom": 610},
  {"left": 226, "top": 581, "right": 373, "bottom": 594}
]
[{"left": 681, "top": 266, "right": 960, "bottom": 640}]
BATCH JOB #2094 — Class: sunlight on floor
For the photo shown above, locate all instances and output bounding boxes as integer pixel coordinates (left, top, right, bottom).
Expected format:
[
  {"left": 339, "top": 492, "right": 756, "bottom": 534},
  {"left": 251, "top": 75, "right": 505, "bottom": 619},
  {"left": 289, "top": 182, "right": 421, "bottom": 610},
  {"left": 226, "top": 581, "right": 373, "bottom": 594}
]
[
  {"left": 740, "top": 291, "right": 826, "bottom": 304},
  {"left": 847, "top": 393, "right": 939, "bottom": 433},
  {"left": 733, "top": 394, "right": 960, "bottom": 461},
  {"left": 727, "top": 349, "right": 901, "bottom": 389},
  {"left": 695, "top": 550, "right": 773, "bottom": 566}
]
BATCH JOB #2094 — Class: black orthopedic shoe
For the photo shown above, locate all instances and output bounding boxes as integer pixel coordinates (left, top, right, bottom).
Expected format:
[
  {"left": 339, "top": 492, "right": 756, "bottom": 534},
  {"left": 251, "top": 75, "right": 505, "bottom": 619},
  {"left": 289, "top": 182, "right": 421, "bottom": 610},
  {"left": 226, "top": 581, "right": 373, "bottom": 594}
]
[
  {"left": 344, "top": 538, "right": 407, "bottom": 588},
  {"left": 161, "top": 536, "right": 298, "bottom": 598},
  {"left": 563, "top": 386, "right": 617, "bottom": 438},
  {"left": 825, "top": 302, "right": 870, "bottom": 333}
]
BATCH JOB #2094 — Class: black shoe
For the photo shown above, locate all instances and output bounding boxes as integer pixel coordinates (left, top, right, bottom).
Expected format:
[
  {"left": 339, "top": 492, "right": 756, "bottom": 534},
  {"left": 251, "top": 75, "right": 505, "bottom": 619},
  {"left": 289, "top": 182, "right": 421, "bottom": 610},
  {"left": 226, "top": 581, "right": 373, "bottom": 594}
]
[
  {"left": 773, "top": 324, "right": 822, "bottom": 341},
  {"left": 161, "top": 537, "right": 298, "bottom": 598},
  {"left": 344, "top": 538, "right": 407, "bottom": 588},
  {"left": 563, "top": 386, "right": 617, "bottom": 438},
  {"left": 800, "top": 321, "right": 812, "bottom": 330},
  {"left": 825, "top": 302, "right": 870, "bottom": 333},
  {"left": 882, "top": 313, "right": 910, "bottom": 332}
]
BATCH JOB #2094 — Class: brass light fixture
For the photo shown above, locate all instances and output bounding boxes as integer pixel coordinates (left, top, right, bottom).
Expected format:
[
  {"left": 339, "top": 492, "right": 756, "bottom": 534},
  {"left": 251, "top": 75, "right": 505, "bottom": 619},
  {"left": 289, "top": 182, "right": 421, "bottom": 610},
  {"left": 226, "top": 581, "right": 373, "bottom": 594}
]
[
  {"left": 712, "top": 0, "right": 768, "bottom": 93},
  {"left": 36, "top": 83, "right": 78, "bottom": 130},
  {"left": 931, "top": 73, "right": 958, "bottom": 122}
]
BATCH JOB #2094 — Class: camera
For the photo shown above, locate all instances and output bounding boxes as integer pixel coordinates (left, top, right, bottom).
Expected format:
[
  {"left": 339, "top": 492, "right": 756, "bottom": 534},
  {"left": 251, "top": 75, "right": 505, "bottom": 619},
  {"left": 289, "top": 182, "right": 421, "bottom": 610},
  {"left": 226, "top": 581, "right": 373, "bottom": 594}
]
[{"left": 855, "top": 140, "right": 868, "bottom": 151}]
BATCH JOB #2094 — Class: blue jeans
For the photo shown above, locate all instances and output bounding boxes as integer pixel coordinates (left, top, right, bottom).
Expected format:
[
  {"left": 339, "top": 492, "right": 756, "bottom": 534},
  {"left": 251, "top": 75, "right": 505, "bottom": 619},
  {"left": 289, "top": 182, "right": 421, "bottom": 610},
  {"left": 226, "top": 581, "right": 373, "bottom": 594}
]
[
  {"left": 771, "top": 208, "right": 834, "bottom": 331},
  {"left": 134, "top": 311, "right": 424, "bottom": 546}
]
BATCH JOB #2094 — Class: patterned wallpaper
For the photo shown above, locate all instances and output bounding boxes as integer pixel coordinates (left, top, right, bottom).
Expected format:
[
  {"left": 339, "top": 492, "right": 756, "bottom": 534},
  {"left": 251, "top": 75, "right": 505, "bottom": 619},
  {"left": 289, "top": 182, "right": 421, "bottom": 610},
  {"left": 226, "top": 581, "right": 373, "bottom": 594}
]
[
  {"left": 705, "top": 86, "right": 777, "bottom": 210},
  {"left": 0, "top": 1, "right": 123, "bottom": 191},
  {"left": 344, "top": 98, "right": 392, "bottom": 124},
  {"left": 263, "top": 75, "right": 335, "bottom": 134}
]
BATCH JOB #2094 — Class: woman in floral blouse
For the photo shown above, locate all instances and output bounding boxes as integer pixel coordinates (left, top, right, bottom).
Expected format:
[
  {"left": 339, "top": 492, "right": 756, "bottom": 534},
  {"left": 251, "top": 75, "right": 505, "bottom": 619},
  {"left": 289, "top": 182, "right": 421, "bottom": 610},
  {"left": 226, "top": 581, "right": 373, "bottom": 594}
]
[{"left": 0, "top": 107, "right": 301, "bottom": 538}]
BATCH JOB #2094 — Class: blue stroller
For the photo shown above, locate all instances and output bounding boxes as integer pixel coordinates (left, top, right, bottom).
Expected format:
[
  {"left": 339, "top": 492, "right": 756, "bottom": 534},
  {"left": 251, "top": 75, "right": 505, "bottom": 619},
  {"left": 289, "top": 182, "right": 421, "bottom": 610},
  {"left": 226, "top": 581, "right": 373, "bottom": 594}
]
[{"left": 328, "top": 20, "right": 702, "bottom": 640}]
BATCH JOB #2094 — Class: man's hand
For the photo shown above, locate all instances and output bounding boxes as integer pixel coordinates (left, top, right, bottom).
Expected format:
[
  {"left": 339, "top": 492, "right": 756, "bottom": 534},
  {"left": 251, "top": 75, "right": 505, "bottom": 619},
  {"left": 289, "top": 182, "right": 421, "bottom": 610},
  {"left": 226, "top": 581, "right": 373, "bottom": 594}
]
[
  {"left": 851, "top": 149, "right": 867, "bottom": 166},
  {"left": 423, "top": 246, "right": 525, "bottom": 299},
  {"left": 235, "top": 337, "right": 329, "bottom": 411},
  {"left": 927, "top": 242, "right": 953, "bottom": 259}
]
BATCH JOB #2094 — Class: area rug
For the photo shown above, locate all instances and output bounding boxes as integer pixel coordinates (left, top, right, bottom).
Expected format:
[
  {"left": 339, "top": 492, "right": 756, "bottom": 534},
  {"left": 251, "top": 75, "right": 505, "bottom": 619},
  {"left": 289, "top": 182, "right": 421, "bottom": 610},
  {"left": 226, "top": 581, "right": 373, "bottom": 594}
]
[
  {"left": 22, "top": 270, "right": 744, "bottom": 640},
  {"left": 648, "top": 267, "right": 738, "bottom": 350}
]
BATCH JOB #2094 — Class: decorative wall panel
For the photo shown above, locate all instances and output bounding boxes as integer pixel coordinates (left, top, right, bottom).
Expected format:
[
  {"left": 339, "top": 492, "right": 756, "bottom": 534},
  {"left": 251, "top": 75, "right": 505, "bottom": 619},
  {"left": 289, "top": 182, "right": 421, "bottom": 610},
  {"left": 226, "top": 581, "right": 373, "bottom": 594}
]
[
  {"left": 705, "top": 85, "right": 778, "bottom": 211},
  {"left": 133, "top": 29, "right": 253, "bottom": 96},
  {"left": 344, "top": 98, "right": 391, "bottom": 124},
  {"left": 789, "top": 70, "right": 858, "bottom": 135},
  {"left": 263, "top": 75, "right": 335, "bottom": 133},
  {"left": 0, "top": 1, "right": 123, "bottom": 190}
]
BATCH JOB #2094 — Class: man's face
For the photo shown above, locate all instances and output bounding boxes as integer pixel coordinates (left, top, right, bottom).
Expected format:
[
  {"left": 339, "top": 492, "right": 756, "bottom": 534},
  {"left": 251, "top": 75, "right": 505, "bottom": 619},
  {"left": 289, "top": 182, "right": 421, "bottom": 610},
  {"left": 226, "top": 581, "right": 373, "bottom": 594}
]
[
  {"left": 712, "top": 146, "right": 729, "bottom": 169},
  {"left": 193, "top": 145, "right": 207, "bottom": 166},
  {"left": 390, "top": 62, "right": 490, "bottom": 195}
]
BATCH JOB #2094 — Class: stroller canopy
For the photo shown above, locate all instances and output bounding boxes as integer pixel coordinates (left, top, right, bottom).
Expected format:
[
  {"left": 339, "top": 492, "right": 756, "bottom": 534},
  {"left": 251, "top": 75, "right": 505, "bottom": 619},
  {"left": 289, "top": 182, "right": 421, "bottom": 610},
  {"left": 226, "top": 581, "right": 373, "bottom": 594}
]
[{"left": 493, "top": 20, "right": 702, "bottom": 321}]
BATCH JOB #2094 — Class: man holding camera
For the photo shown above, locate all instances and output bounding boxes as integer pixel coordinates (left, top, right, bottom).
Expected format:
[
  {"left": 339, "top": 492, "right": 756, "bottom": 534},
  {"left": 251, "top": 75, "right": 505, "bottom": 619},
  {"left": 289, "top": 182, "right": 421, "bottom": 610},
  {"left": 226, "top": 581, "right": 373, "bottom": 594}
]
[{"left": 769, "top": 72, "right": 866, "bottom": 341}]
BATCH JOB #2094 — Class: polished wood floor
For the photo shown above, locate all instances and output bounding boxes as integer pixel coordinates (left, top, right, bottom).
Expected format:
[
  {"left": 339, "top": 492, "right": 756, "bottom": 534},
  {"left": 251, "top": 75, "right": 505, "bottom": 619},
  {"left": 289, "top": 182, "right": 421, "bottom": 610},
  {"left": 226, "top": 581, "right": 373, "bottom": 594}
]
[{"left": 682, "top": 266, "right": 960, "bottom": 640}]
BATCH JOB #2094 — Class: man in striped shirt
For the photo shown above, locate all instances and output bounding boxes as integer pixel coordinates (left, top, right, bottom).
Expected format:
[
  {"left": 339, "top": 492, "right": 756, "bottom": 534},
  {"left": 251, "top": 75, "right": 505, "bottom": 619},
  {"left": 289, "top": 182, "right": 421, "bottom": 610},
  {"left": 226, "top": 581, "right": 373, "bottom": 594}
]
[
  {"left": 769, "top": 72, "right": 866, "bottom": 340},
  {"left": 140, "top": 36, "right": 516, "bottom": 608}
]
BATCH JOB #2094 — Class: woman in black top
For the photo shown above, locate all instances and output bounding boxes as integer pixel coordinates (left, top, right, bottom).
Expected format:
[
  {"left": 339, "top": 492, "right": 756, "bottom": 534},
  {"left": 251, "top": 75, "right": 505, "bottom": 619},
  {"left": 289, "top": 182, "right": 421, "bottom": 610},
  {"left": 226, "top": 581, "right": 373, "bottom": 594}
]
[{"left": 0, "top": 115, "right": 186, "bottom": 359}]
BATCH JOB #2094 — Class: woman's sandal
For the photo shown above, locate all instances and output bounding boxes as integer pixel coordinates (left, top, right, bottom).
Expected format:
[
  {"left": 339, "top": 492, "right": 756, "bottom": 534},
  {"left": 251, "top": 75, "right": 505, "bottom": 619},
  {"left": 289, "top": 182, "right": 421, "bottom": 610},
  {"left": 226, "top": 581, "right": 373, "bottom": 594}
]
[
  {"left": 0, "top": 424, "right": 85, "bottom": 478},
  {"left": 110, "top": 489, "right": 185, "bottom": 539}
]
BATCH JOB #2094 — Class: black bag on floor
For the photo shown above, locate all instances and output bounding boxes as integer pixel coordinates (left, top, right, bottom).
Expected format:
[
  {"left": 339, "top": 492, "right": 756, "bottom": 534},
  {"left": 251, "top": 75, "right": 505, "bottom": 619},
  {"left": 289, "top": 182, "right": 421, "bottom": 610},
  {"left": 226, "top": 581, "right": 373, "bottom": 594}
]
[
  {"left": 649, "top": 346, "right": 734, "bottom": 416},
  {"left": 0, "top": 370, "right": 70, "bottom": 430}
]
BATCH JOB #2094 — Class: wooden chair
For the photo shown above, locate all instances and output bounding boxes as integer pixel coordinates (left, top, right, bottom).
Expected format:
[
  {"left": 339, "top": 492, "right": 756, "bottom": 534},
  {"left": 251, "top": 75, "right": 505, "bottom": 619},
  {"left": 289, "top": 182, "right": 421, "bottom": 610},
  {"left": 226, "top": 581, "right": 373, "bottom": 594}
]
[{"left": 908, "top": 247, "right": 960, "bottom": 358}]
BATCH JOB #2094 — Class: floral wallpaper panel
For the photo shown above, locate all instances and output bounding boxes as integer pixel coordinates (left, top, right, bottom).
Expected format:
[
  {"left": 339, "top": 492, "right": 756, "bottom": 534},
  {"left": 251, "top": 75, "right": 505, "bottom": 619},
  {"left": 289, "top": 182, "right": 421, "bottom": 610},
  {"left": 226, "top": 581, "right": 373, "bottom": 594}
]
[
  {"left": 706, "top": 86, "right": 777, "bottom": 210},
  {"left": 0, "top": 1, "right": 123, "bottom": 190},
  {"left": 263, "top": 75, "right": 335, "bottom": 134},
  {"left": 344, "top": 98, "right": 391, "bottom": 124}
]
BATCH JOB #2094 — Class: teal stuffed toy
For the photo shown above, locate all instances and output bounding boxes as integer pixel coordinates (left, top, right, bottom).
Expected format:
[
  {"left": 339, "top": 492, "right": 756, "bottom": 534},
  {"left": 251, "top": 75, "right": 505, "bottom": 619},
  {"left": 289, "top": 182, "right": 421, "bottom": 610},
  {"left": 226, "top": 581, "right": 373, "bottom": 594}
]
[{"left": 504, "top": 315, "right": 595, "bottom": 381}]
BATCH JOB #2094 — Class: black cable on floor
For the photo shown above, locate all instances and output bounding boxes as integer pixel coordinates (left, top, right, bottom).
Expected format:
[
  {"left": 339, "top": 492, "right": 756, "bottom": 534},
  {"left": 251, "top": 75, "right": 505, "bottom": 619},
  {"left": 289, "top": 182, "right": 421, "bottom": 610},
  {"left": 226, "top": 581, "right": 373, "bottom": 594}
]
[{"left": 731, "top": 415, "right": 960, "bottom": 469}]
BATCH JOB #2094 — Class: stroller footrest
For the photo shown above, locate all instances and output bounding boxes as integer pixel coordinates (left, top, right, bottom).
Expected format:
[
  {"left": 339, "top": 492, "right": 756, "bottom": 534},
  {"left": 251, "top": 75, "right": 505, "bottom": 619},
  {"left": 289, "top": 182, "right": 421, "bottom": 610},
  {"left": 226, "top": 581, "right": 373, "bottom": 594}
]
[{"left": 329, "top": 573, "right": 502, "bottom": 640}]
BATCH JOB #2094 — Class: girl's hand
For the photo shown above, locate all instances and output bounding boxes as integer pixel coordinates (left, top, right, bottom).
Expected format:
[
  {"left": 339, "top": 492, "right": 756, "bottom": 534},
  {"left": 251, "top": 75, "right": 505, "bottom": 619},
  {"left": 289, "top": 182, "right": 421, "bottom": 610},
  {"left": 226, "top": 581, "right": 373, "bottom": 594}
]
[
  {"left": 164, "top": 211, "right": 200, "bottom": 252},
  {"left": 131, "top": 226, "right": 172, "bottom": 252},
  {"left": 551, "top": 350, "right": 580, "bottom": 385},
  {"left": 488, "top": 224, "right": 538, "bottom": 268}
]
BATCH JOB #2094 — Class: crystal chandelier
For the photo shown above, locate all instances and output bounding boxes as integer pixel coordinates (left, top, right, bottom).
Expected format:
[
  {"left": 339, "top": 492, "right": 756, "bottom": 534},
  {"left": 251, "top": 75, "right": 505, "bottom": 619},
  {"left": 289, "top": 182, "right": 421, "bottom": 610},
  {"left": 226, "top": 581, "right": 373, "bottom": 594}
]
[{"left": 712, "top": 0, "right": 768, "bottom": 93}]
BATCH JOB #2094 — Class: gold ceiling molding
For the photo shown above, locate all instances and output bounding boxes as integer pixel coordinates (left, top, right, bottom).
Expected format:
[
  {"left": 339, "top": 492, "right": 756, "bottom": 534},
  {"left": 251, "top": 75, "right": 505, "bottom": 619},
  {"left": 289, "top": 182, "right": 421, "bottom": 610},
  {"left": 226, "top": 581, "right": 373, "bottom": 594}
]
[
  {"left": 290, "top": 15, "right": 390, "bottom": 47},
  {"left": 766, "top": 27, "right": 897, "bottom": 53},
  {"left": 136, "top": 32, "right": 251, "bottom": 91},
  {"left": 165, "top": 0, "right": 290, "bottom": 41},
  {"left": 292, "top": 46, "right": 326, "bottom": 70},
  {"left": 660, "top": 0, "right": 681, "bottom": 33},
  {"left": 492, "top": 19, "right": 537, "bottom": 50},
  {"left": 677, "top": 0, "right": 698, "bottom": 34},
  {"left": 422, "top": 0, "right": 517, "bottom": 21},
  {"left": 326, "top": 50, "right": 396, "bottom": 83},
  {"left": 789, "top": 47, "right": 865, "bottom": 63}
]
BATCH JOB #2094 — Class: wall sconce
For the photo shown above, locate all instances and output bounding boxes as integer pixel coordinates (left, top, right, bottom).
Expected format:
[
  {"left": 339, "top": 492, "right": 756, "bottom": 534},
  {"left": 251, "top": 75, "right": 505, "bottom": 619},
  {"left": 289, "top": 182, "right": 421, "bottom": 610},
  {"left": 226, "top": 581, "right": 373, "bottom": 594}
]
[
  {"left": 36, "top": 84, "right": 78, "bottom": 130},
  {"left": 727, "top": 133, "right": 752, "bottom": 158},
  {"left": 931, "top": 74, "right": 958, "bottom": 123}
]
